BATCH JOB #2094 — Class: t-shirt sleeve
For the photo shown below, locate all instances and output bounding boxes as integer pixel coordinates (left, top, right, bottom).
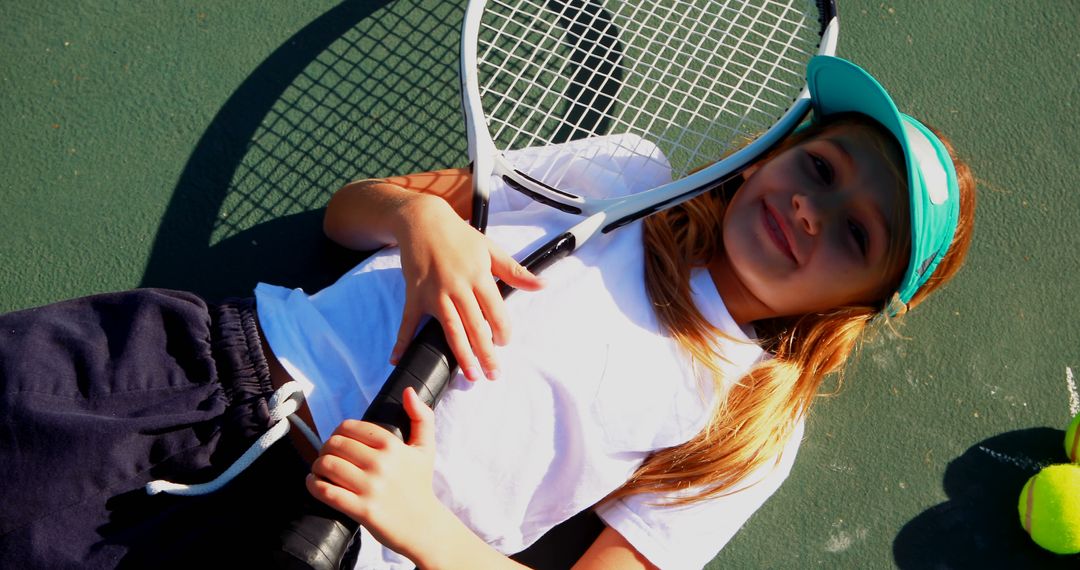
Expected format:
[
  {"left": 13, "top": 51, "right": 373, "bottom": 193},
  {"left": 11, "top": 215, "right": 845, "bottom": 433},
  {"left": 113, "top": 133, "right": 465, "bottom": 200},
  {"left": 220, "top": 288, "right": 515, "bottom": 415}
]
[
  {"left": 594, "top": 420, "right": 805, "bottom": 570},
  {"left": 486, "top": 133, "right": 672, "bottom": 215}
]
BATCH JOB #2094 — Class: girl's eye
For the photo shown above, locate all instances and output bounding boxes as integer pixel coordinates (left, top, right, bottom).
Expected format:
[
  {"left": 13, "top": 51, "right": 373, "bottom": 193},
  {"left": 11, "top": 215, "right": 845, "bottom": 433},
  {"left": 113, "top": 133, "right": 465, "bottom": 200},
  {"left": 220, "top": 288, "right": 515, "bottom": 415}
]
[
  {"left": 848, "top": 220, "right": 868, "bottom": 256},
  {"left": 809, "top": 153, "right": 834, "bottom": 185}
]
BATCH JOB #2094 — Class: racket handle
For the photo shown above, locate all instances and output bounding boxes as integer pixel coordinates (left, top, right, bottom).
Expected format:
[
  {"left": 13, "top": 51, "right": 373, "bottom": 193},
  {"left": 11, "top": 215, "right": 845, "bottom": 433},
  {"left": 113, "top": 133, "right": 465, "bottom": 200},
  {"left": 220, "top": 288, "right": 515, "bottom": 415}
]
[
  {"left": 269, "top": 321, "right": 454, "bottom": 569},
  {"left": 362, "top": 319, "right": 457, "bottom": 441},
  {"left": 271, "top": 230, "right": 573, "bottom": 568},
  {"left": 272, "top": 192, "right": 528, "bottom": 568},
  {"left": 271, "top": 500, "right": 360, "bottom": 570}
]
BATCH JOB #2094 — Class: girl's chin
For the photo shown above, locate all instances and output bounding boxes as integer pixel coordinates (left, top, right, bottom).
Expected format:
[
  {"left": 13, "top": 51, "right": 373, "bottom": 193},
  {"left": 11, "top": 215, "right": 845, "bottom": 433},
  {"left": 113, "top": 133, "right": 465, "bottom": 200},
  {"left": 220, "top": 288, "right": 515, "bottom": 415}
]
[{"left": 732, "top": 254, "right": 793, "bottom": 285}]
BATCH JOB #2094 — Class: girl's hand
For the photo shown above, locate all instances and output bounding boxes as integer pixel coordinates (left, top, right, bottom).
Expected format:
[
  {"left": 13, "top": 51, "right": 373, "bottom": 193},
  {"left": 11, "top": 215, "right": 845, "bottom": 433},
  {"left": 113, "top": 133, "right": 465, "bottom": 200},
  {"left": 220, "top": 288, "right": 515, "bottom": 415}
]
[
  {"left": 392, "top": 194, "right": 544, "bottom": 381},
  {"left": 307, "top": 388, "right": 445, "bottom": 559}
]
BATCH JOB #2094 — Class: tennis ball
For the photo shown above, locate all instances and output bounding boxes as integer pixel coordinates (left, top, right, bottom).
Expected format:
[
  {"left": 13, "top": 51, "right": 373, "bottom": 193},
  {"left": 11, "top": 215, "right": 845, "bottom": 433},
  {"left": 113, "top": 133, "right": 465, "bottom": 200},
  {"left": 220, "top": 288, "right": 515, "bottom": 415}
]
[
  {"left": 1018, "top": 463, "right": 1080, "bottom": 555},
  {"left": 1066, "top": 413, "right": 1080, "bottom": 463}
]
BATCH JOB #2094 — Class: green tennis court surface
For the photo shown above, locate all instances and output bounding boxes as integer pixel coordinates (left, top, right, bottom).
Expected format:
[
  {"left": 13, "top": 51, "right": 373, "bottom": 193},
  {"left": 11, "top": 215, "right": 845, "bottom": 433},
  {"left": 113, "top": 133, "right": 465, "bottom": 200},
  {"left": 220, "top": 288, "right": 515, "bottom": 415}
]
[{"left": 2, "top": 1, "right": 1078, "bottom": 567}]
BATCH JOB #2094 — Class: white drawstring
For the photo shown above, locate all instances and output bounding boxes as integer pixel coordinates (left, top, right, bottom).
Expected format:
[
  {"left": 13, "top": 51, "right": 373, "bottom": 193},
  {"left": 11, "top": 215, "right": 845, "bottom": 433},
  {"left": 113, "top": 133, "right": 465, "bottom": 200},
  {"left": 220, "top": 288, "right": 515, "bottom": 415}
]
[{"left": 146, "top": 380, "right": 321, "bottom": 496}]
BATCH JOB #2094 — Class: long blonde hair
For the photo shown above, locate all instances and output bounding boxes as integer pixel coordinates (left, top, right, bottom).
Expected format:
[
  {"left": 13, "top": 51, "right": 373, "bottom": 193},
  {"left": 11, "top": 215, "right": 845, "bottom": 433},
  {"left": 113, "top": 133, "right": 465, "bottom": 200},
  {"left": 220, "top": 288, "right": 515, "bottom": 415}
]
[{"left": 608, "top": 116, "right": 977, "bottom": 504}]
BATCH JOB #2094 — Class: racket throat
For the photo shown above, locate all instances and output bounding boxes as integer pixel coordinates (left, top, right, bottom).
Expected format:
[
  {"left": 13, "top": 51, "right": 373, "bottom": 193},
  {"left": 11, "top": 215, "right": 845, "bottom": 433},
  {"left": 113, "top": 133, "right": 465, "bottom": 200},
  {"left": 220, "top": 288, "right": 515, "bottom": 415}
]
[{"left": 504, "top": 173, "right": 583, "bottom": 215}]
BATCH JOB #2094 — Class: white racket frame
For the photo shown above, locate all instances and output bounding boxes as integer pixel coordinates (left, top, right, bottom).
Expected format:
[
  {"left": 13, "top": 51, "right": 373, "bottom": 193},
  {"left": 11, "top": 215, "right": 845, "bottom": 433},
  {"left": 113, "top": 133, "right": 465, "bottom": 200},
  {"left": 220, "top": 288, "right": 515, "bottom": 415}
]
[{"left": 460, "top": 0, "right": 839, "bottom": 244}]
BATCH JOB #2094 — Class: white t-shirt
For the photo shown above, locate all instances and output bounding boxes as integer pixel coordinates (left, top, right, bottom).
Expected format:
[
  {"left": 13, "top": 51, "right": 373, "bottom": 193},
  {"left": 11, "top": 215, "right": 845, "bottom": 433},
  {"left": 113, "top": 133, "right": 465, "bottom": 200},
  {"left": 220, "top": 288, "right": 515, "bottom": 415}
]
[{"left": 255, "top": 135, "right": 802, "bottom": 569}]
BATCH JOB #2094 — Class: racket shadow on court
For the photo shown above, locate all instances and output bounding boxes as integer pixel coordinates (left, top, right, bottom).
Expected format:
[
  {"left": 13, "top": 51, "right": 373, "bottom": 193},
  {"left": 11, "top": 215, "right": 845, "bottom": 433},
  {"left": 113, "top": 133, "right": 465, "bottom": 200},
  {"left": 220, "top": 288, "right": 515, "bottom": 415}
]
[
  {"left": 893, "top": 427, "right": 1079, "bottom": 569},
  {"left": 139, "top": 0, "right": 468, "bottom": 299}
]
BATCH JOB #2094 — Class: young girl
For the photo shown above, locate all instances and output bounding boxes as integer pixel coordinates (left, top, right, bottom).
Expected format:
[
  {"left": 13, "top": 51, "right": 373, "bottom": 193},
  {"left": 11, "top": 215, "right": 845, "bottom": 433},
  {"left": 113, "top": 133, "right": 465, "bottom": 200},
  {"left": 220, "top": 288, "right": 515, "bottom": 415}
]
[{"left": 0, "top": 56, "right": 974, "bottom": 569}]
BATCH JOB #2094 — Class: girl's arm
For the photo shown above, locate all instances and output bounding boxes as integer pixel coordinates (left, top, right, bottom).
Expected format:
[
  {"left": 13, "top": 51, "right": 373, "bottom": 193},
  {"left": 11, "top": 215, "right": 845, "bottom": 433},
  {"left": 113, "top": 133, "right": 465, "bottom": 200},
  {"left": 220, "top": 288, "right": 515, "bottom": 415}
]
[
  {"left": 573, "top": 528, "right": 659, "bottom": 570},
  {"left": 324, "top": 169, "right": 544, "bottom": 380},
  {"left": 307, "top": 389, "right": 659, "bottom": 570},
  {"left": 323, "top": 168, "right": 474, "bottom": 251}
]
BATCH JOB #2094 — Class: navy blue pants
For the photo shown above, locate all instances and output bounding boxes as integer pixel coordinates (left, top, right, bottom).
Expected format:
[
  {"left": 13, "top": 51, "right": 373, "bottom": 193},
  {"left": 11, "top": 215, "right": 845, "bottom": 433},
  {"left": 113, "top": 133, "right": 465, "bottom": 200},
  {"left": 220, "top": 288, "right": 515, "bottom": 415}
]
[{"left": 0, "top": 289, "right": 313, "bottom": 568}]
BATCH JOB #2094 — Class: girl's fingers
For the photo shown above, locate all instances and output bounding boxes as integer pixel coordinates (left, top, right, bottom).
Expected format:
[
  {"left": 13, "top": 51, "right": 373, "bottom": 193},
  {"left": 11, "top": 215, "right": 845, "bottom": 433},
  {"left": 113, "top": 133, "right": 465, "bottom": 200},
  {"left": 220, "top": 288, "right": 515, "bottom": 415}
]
[
  {"left": 454, "top": 295, "right": 498, "bottom": 380},
  {"left": 311, "top": 420, "right": 404, "bottom": 495},
  {"left": 306, "top": 473, "right": 368, "bottom": 522},
  {"left": 474, "top": 279, "right": 511, "bottom": 347},
  {"left": 333, "top": 418, "right": 397, "bottom": 450},
  {"left": 391, "top": 301, "right": 422, "bottom": 365},
  {"left": 402, "top": 387, "right": 436, "bottom": 449},
  {"left": 320, "top": 432, "right": 379, "bottom": 470},
  {"left": 433, "top": 298, "right": 480, "bottom": 381},
  {"left": 311, "top": 452, "right": 370, "bottom": 495},
  {"left": 395, "top": 238, "right": 538, "bottom": 379},
  {"left": 489, "top": 246, "right": 544, "bottom": 292}
]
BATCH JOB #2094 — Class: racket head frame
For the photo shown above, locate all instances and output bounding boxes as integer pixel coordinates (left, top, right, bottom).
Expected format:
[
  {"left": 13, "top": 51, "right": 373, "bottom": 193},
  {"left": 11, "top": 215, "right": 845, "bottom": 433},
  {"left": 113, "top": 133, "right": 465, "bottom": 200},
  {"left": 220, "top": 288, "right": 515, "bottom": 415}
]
[{"left": 460, "top": 0, "right": 838, "bottom": 236}]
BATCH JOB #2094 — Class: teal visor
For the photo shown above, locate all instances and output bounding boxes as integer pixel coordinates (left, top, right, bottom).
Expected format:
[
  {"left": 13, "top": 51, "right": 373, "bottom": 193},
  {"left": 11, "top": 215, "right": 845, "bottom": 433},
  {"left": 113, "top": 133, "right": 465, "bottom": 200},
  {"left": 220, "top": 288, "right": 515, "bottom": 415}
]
[{"left": 806, "top": 56, "right": 960, "bottom": 314}]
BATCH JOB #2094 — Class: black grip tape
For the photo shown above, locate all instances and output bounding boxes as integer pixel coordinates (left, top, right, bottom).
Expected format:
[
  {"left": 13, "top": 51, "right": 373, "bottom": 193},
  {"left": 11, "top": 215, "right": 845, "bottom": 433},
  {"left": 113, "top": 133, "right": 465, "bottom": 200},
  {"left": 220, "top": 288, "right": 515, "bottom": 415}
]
[{"left": 361, "top": 319, "right": 457, "bottom": 441}]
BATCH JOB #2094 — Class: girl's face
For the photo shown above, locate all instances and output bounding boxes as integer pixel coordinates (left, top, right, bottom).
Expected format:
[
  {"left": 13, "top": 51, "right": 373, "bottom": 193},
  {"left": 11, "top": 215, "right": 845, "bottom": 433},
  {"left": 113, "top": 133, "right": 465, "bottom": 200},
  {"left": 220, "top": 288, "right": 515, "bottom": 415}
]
[{"left": 712, "top": 123, "right": 909, "bottom": 323}]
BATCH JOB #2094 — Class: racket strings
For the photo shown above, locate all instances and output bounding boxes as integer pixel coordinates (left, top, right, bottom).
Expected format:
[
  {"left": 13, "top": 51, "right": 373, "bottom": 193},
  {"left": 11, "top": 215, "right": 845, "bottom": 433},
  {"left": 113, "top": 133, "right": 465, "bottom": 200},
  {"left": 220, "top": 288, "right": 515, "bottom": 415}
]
[
  {"left": 613, "top": 1, "right": 775, "bottom": 165},
  {"left": 483, "top": 1, "right": 621, "bottom": 149},
  {"left": 602, "top": 0, "right": 811, "bottom": 142},
  {"left": 476, "top": 0, "right": 823, "bottom": 185}
]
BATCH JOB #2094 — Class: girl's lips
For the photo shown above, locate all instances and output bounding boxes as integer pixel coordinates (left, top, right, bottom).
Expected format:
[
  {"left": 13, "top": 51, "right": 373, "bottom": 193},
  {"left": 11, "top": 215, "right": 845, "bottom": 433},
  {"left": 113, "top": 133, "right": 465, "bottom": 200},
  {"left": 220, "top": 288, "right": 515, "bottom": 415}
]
[{"left": 763, "top": 202, "right": 797, "bottom": 263}]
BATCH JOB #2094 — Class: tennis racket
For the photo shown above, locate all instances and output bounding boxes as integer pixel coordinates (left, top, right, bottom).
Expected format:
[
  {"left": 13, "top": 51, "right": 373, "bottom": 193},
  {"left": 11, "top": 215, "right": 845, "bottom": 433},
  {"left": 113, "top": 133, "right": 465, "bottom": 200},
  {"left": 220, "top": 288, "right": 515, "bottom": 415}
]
[
  {"left": 365, "top": 0, "right": 838, "bottom": 439},
  {"left": 287, "top": 1, "right": 839, "bottom": 567}
]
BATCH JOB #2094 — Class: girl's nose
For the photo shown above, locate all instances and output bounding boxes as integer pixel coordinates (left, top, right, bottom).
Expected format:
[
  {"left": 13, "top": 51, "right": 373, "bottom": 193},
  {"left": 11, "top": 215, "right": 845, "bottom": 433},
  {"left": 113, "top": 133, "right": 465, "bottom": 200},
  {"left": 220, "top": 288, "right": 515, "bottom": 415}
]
[{"left": 792, "top": 194, "right": 822, "bottom": 235}]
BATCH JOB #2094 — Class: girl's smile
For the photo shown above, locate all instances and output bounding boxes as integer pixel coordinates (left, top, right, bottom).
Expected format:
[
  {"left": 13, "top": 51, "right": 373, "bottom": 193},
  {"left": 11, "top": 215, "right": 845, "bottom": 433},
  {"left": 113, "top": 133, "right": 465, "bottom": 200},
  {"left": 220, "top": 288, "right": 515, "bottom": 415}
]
[
  {"left": 763, "top": 201, "right": 797, "bottom": 264},
  {"left": 709, "top": 122, "right": 911, "bottom": 324}
]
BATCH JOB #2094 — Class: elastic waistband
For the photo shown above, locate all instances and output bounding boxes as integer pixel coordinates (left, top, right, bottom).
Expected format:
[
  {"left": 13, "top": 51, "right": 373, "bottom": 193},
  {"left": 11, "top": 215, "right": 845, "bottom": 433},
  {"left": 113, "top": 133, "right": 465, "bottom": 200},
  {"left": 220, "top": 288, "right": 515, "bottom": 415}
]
[
  {"left": 145, "top": 297, "right": 317, "bottom": 498},
  {"left": 209, "top": 297, "right": 273, "bottom": 407}
]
